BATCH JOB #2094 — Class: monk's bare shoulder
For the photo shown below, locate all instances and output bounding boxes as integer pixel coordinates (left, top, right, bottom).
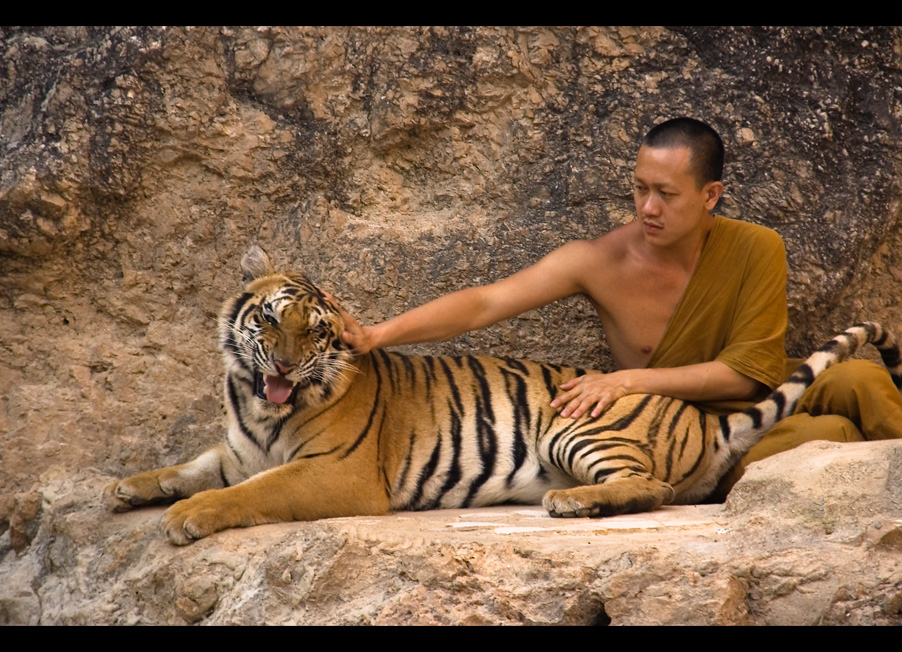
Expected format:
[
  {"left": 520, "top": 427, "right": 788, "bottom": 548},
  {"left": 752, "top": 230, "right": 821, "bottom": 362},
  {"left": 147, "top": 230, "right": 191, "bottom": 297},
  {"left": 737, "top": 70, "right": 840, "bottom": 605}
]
[
  {"left": 581, "top": 222, "right": 638, "bottom": 268},
  {"left": 544, "top": 223, "right": 639, "bottom": 306}
]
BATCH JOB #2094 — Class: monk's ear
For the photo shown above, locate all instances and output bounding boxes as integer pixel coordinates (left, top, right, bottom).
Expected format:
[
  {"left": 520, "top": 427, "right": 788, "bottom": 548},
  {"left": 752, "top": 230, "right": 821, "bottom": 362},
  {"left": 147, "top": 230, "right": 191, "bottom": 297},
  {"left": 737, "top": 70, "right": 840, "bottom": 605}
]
[{"left": 703, "top": 181, "right": 724, "bottom": 211}]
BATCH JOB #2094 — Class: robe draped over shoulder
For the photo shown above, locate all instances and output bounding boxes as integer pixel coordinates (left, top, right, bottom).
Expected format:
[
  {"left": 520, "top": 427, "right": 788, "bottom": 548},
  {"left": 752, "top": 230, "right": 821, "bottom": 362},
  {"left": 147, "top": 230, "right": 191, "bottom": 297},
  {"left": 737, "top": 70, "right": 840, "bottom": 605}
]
[{"left": 646, "top": 215, "right": 789, "bottom": 413}]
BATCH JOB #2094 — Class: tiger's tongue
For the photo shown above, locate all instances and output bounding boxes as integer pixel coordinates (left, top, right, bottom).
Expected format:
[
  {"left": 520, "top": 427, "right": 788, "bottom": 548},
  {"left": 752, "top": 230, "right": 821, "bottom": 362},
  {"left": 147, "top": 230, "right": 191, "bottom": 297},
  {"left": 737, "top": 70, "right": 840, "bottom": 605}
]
[{"left": 263, "top": 375, "right": 295, "bottom": 404}]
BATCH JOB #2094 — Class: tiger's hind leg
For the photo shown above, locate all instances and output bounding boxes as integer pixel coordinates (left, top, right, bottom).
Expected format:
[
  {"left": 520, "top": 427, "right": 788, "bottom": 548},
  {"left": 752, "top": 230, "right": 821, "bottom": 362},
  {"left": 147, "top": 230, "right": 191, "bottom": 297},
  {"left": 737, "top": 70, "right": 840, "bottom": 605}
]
[
  {"left": 542, "top": 474, "right": 675, "bottom": 518},
  {"left": 540, "top": 407, "right": 676, "bottom": 518}
]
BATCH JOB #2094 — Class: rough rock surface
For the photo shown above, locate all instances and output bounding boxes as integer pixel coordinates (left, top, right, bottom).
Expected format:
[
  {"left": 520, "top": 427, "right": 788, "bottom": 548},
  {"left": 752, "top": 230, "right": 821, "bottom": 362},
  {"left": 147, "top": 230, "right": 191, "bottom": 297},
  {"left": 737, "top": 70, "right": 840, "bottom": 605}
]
[
  {"left": 3, "top": 26, "right": 902, "bottom": 625},
  {"left": 3, "top": 440, "right": 902, "bottom": 625}
]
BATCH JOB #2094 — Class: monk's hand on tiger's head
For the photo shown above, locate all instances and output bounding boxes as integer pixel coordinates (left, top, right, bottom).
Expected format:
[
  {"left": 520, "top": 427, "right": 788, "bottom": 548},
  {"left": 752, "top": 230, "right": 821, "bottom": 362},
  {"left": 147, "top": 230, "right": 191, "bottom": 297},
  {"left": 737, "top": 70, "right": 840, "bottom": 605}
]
[{"left": 335, "top": 304, "right": 375, "bottom": 355}]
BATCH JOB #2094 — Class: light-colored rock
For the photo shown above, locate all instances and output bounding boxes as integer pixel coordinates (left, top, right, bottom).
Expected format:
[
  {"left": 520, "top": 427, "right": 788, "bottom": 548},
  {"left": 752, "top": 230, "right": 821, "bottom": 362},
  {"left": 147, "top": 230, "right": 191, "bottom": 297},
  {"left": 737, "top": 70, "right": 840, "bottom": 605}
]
[
  {"left": 2, "top": 440, "right": 902, "bottom": 625},
  {"left": 726, "top": 440, "right": 902, "bottom": 540}
]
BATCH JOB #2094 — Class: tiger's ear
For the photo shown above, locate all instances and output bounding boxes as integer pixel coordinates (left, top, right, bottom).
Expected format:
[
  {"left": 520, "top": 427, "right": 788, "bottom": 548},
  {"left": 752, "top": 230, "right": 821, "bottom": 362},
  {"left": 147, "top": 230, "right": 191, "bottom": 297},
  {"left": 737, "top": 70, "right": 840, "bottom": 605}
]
[{"left": 241, "top": 245, "right": 275, "bottom": 283}]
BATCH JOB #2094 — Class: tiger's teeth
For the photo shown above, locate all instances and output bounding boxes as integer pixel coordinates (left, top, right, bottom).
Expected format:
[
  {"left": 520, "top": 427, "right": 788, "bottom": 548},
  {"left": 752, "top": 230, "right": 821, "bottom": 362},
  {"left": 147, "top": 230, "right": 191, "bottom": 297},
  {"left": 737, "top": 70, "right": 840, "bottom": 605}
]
[{"left": 263, "top": 375, "right": 296, "bottom": 404}]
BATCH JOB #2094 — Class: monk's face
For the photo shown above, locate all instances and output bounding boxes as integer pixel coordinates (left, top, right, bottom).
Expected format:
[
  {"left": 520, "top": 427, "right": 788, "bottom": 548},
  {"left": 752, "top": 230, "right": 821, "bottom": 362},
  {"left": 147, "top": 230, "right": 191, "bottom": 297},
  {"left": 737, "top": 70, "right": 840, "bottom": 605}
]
[{"left": 633, "top": 145, "right": 723, "bottom": 247}]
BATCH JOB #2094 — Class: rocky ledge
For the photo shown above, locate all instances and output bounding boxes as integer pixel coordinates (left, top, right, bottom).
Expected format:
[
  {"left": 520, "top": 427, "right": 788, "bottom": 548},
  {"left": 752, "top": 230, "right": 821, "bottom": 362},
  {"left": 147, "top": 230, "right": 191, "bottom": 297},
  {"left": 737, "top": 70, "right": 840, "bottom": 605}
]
[{"left": 2, "top": 439, "right": 901, "bottom": 626}]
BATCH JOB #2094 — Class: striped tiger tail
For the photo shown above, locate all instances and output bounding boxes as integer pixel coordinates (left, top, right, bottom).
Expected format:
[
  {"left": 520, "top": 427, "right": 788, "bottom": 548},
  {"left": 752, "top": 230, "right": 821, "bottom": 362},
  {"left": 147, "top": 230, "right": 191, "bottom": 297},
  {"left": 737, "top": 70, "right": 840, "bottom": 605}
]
[{"left": 719, "top": 321, "right": 902, "bottom": 466}]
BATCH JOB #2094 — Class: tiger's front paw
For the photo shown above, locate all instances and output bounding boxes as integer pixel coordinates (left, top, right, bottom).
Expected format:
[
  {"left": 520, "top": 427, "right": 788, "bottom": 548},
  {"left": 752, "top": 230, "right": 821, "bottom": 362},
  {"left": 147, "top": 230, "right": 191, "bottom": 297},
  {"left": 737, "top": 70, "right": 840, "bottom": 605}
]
[
  {"left": 104, "top": 480, "right": 137, "bottom": 513},
  {"left": 103, "top": 471, "right": 176, "bottom": 513},
  {"left": 161, "top": 488, "right": 248, "bottom": 545}
]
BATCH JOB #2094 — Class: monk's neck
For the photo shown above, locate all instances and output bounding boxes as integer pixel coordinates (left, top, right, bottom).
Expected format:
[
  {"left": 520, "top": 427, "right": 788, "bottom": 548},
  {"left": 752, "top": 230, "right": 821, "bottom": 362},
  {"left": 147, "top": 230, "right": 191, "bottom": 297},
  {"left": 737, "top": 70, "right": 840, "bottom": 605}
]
[{"left": 640, "top": 214, "right": 715, "bottom": 273}]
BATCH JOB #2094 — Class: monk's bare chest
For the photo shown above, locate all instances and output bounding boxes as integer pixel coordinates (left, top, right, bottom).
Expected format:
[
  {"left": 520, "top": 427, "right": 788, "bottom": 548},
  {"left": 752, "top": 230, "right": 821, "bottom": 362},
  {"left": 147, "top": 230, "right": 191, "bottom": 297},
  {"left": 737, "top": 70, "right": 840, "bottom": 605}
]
[{"left": 584, "top": 264, "right": 692, "bottom": 369}]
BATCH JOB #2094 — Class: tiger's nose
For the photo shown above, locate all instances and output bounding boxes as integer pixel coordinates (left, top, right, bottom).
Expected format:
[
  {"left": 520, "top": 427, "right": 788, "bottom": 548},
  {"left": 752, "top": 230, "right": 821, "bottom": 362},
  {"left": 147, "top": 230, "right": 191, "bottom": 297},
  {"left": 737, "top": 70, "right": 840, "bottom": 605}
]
[{"left": 274, "top": 359, "right": 297, "bottom": 375}]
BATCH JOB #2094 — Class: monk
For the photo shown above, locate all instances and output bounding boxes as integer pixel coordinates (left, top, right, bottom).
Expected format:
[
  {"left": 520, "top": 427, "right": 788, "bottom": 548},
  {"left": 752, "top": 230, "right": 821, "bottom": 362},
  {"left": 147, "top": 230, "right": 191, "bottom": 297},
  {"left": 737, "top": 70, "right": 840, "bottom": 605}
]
[{"left": 339, "top": 116, "right": 902, "bottom": 500}]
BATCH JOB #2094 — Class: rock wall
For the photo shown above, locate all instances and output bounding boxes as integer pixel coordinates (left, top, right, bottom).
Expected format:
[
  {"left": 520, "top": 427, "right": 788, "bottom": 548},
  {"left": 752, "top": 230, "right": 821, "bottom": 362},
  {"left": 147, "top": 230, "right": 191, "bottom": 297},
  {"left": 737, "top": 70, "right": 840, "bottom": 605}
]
[{"left": 2, "top": 26, "right": 902, "bottom": 625}]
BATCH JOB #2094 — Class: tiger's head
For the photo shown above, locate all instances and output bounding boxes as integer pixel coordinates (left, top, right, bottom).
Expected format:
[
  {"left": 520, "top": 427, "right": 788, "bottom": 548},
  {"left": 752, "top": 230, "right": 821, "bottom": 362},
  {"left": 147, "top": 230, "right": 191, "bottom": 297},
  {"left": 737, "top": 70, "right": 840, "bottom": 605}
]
[{"left": 219, "top": 245, "right": 355, "bottom": 407}]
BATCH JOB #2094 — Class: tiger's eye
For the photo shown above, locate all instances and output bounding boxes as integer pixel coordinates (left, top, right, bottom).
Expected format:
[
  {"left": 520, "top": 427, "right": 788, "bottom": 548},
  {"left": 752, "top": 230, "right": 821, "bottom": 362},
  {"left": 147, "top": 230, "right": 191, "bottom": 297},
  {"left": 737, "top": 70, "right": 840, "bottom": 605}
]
[{"left": 306, "top": 319, "right": 330, "bottom": 339}]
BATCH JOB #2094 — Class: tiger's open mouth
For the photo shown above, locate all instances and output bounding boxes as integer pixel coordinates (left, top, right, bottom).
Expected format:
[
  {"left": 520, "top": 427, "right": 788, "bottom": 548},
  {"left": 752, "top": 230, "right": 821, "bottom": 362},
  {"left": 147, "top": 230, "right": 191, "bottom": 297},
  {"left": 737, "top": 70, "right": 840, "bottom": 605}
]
[{"left": 253, "top": 372, "right": 298, "bottom": 404}]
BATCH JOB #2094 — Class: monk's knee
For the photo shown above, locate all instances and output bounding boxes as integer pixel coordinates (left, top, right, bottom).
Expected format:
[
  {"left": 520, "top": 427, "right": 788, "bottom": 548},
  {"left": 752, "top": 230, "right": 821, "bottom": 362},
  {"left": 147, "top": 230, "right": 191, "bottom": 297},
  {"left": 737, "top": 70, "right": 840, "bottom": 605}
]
[
  {"left": 775, "top": 413, "right": 864, "bottom": 444},
  {"left": 819, "top": 359, "right": 887, "bottom": 394},
  {"left": 798, "top": 359, "right": 891, "bottom": 415}
]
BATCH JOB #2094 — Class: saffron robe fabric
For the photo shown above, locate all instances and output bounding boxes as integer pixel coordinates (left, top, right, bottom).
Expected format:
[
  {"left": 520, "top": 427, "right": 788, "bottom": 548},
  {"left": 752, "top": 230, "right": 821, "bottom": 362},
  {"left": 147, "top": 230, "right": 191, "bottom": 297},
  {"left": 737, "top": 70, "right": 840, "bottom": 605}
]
[
  {"left": 639, "top": 215, "right": 902, "bottom": 498},
  {"left": 646, "top": 214, "right": 789, "bottom": 414}
]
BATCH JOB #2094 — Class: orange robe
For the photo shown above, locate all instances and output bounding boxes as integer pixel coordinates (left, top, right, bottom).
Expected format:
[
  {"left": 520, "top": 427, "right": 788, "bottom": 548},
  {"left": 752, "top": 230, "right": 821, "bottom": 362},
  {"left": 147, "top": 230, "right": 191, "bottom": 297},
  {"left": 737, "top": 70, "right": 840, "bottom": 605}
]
[
  {"left": 647, "top": 214, "right": 789, "bottom": 414},
  {"left": 645, "top": 216, "right": 902, "bottom": 498}
]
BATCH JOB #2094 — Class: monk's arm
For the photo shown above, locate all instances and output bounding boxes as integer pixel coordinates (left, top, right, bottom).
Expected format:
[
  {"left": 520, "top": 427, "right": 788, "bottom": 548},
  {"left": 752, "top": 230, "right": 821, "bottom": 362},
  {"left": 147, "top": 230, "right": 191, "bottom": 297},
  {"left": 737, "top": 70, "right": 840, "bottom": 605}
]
[
  {"left": 552, "top": 361, "right": 762, "bottom": 419},
  {"left": 340, "top": 240, "right": 595, "bottom": 353}
]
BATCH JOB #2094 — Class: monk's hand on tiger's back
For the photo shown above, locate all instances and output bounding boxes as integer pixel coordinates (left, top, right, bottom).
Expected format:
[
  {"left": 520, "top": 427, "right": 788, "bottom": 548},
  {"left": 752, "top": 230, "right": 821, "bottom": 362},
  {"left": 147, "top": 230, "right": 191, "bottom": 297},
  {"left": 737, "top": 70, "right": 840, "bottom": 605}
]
[{"left": 551, "top": 372, "right": 628, "bottom": 419}]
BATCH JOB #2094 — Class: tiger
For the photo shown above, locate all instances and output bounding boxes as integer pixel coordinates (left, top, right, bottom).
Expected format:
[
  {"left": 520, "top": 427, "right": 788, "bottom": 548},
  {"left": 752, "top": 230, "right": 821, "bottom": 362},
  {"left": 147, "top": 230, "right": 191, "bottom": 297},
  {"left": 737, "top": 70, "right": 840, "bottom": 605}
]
[{"left": 103, "top": 245, "right": 902, "bottom": 545}]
